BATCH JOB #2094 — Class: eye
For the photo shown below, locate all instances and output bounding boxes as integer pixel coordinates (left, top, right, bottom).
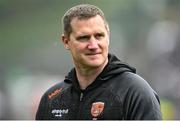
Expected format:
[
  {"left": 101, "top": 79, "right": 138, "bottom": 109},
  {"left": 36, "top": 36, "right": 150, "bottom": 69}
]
[
  {"left": 76, "top": 35, "right": 90, "bottom": 41},
  {"left": 95, "top": 33, "right": 105, "bottom": 40}
]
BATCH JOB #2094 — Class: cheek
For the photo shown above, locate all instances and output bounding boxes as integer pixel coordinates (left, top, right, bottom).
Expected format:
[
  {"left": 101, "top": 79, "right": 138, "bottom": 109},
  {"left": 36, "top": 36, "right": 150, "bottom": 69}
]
[
  {"left": 70, "top": 43, "right": 84, "bottom": 53},
  {"left": 101, "top": 40, "right": 109, "bottom": 49}
]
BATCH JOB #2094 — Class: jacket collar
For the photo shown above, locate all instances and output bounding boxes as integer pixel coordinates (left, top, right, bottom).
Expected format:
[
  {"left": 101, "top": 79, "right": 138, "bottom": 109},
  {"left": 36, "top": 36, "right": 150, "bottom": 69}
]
[{"left": 64, "top": 53, "right": 136, "bottom": 91}]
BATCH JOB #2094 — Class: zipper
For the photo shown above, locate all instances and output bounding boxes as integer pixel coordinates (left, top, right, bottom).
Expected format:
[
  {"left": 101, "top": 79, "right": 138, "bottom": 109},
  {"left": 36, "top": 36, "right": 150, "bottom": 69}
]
[
  {"left": 80, "top": 92, "right": 84, "bottom": 101},
  {"left": 76, "top": 91, "right": 85, "bottom": 119}
]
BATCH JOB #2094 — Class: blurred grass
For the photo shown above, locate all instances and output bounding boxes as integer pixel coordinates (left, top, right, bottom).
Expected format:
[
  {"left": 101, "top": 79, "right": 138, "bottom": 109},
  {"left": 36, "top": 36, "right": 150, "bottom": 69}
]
[{"left": 161, "top": 99, "right": 175, "bottom": 119}]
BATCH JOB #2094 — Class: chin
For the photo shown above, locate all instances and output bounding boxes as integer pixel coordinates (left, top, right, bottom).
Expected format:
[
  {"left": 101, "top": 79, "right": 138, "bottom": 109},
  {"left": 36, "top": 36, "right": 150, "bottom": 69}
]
[
  {"left": 86, "top": 60, "right": 106, "bottom": 68},
  {"left": 81, "top": 54, "right": 108, "bottom": 67}
]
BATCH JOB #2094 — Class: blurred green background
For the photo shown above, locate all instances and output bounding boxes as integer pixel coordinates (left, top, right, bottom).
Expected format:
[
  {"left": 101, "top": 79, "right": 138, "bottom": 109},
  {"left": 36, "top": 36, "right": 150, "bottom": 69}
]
[{"left": 0, "top": 0, "right": 180, "bottom": 119}]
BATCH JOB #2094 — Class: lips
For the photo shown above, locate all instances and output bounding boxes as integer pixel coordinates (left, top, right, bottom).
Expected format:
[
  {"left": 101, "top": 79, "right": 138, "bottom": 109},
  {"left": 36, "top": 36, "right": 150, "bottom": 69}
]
[
  {"left": 86, "top": 52, "right": 101, "bottom": 55},
  {"left": 85, "top": 53, "right": 101, "bottom": 60}
]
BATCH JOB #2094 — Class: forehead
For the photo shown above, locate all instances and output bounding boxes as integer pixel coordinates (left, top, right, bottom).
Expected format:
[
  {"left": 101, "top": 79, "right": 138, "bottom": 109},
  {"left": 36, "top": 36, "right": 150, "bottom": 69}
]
[{"left": 70, "top": 15, "right": 107, "bottom": 34}]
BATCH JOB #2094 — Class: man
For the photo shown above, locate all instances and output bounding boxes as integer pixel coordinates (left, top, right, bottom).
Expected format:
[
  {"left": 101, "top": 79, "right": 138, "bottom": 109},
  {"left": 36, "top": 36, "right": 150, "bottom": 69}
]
[{"left": 36, "top": 4, "right": 162, "bottom": 120}]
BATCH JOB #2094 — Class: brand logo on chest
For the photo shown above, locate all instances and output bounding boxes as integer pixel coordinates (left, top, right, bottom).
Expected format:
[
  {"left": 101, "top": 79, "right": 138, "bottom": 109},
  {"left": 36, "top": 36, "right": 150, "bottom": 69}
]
[{"left": 51, "top": 109, "right": 69, "bottom": 117}]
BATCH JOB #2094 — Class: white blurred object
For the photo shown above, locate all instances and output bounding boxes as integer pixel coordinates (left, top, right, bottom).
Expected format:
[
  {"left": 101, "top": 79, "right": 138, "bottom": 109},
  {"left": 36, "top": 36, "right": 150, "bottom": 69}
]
[
  {"left": 146, "top": 20, "right": 180, "bottom": 100},
  {"left": 147, "top": 21, "right": 179, "bottom": 57}
]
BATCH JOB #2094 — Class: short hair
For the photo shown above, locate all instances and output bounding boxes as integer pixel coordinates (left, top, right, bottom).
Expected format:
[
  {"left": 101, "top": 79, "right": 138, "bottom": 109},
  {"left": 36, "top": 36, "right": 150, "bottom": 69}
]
[{"left": 62, "top": 4, "right": 109, "bottom": 37}]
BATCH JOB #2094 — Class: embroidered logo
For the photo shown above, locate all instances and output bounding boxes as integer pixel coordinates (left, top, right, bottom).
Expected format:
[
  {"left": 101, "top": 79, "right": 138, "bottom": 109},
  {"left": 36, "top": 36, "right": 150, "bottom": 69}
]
[
  {"left": 91, "top": 102, "right": 105, "bottom": 118},
  {"left": 51, "top": 109, "right": 68, "bottom": 117},
  {"left": 48, "top": 88, "right": 62, "bottom": 99}
]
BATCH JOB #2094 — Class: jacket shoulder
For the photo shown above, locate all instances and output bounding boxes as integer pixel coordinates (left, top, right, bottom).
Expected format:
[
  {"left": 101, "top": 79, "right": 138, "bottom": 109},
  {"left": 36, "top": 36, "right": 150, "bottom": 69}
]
[
  {"left": 112, "top": 72, "right": 159, "bottom": 103},
  {"left": 112, "top": 72, "right": 155, "bottom": 95},
  {"left": 36, "top": 81, "right": 70, "bottom": 120},
  {"left": 43, "top": 81, "right": 70, "bottom": 100},
  {"left": 112, "top": 72, "right": 162, "bottom": 120}
]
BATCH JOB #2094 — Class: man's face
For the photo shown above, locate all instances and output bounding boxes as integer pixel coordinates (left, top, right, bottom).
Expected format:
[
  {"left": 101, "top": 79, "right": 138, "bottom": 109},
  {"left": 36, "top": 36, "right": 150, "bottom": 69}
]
[{"left": 62, "top": 15, "right": 109, "bottom": 69}]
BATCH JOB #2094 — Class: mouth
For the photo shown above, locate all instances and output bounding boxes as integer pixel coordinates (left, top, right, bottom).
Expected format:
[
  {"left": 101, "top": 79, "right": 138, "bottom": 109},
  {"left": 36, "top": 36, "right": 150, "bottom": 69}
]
[{"left": 86, "top": 52, "right": 101, "bottom": 56}]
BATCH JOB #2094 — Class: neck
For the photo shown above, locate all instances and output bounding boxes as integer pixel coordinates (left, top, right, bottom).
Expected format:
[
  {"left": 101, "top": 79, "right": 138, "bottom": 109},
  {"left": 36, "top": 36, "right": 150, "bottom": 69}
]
[{"left": 75, "top": 60, "right": 108, "bottom": 90}]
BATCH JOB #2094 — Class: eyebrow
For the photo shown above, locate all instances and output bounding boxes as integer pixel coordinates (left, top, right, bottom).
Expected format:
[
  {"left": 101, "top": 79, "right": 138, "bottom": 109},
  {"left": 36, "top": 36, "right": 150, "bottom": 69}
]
[{"left": 75, "top": 31, "right": 106, "bottom": 40}]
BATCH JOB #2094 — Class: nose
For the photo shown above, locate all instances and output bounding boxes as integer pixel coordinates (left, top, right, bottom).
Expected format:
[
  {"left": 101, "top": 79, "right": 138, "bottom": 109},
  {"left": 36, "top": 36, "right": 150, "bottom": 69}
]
[{"left": 87, "top": 37, "right": 99, "bottom": 49}]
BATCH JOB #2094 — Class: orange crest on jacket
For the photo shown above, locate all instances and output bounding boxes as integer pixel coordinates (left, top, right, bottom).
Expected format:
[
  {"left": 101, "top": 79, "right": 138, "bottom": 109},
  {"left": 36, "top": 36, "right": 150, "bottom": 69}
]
[{"left": 91, "top": 102, "right": 105, "bottom": 117}]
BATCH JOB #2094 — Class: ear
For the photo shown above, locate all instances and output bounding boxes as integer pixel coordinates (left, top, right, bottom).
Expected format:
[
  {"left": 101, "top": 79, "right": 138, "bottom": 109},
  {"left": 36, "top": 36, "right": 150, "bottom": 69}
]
[
  {"left": 106, "top": 24, "right": 110, "bottom": 45},
  {"left": 61, "top": 34, "right": 70, "bottom": 50},
  {"left": 107, "top": 30, "right": 110, "bottom": 46}
]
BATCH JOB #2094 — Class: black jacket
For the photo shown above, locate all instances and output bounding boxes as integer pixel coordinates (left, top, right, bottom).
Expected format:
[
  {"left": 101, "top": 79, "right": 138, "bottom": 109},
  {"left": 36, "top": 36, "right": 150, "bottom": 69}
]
[{"left": 36, "top": 54, "right": 162, "bottom": 120}]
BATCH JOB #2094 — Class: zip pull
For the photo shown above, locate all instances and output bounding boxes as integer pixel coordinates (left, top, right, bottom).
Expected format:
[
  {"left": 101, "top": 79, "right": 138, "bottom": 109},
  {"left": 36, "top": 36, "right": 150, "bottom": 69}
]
[{"left": 80, "top": 92, "right": 83, "bottom": 101}]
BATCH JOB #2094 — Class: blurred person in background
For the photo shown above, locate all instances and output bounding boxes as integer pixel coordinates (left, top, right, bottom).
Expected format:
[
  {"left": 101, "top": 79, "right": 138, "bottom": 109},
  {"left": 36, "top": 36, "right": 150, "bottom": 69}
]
[{"left": 36, "top": 4, "right": 162, "bottom": 120}]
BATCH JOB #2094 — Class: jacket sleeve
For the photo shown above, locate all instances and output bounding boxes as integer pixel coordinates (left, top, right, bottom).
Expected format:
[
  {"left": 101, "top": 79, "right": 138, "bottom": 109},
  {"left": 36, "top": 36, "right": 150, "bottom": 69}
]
[
  {"left": 35, "top": 92, "right": 49, "bottom": 120},
  {"left": 35, "top": 82, "right": 67, "bottom": 120},
  {"left": 123, "top": 72, "right": 162, "bottom": 120}
]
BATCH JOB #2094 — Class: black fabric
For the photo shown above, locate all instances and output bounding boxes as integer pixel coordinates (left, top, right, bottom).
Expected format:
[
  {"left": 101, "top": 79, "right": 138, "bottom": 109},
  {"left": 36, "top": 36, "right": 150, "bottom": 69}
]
[{"left": 36, "top": 53, "right": 162, "bottom": 120}]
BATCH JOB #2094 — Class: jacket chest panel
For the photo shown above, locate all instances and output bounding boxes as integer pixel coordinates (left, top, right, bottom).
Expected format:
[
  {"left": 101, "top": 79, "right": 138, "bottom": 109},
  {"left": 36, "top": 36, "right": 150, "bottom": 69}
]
[{"left": 48, "top": 86, "right": 123, "bottom": 119}]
